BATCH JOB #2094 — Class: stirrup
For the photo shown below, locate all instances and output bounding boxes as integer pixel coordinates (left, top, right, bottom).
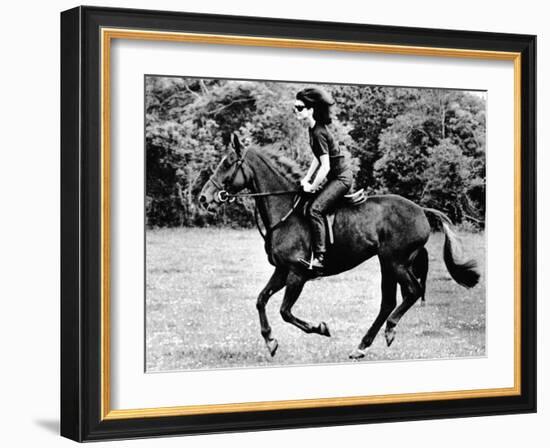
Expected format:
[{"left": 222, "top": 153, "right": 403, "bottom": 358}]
[{"left": 298, "top": 252, "right": 324, "bottom": 271}]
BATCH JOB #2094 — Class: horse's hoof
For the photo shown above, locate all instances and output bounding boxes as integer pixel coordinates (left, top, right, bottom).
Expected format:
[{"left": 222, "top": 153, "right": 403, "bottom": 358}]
[
  {"left": 385, "top": 328, "right": 396, "bottom": 347},
  {"left": 349, "top": 348, "right": 367, "bottom": 360},
  {"left": 266, "top": 338, "right": 279, "bottom": 357},
  {"left": 318, "top": 321, "right": 331, "bottom": 337}
]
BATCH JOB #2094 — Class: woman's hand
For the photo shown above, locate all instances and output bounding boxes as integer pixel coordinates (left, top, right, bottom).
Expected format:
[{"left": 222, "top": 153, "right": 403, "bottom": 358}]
[{"left": 302, "top": 181, "right": 314, "bottom": 193}]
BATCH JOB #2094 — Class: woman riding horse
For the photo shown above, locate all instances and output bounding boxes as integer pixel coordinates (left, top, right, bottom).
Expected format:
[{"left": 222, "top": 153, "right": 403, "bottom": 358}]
[
  {"left": 199, "top": 135, "right": 480, "bottom": 359},
  {"left": 294, "top": 87, "right": 354, "bottom": 270}
]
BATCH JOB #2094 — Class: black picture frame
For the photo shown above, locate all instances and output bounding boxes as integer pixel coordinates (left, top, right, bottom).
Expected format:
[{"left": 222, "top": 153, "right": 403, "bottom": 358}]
[{"left": 61, "top": 5, "right": 536, "bottom": 442}]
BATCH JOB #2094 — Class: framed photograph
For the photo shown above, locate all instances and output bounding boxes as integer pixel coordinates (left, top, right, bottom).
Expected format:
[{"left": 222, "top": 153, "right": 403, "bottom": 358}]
[{"left": 60, "top": 6, "right": 536, "bottom": 442}]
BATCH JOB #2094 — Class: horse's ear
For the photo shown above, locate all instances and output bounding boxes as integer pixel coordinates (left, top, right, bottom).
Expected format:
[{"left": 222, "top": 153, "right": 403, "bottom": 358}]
[{"left": 231, "top": 133, "right": 242, "bottom": 157}]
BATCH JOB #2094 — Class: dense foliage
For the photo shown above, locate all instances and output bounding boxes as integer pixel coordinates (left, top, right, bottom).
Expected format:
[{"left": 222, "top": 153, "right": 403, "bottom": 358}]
[{"left": 146, "top": 77, "right": 486, "bottom": 227}]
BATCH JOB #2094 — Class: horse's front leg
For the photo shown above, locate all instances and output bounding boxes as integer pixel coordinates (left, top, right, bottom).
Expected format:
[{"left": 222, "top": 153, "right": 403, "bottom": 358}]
[
  {"left": 279, "top": 270, "right": 331, "bottom": 337},
  {"left": 256, "top": 267, "right": 288, "bottom": 356}
]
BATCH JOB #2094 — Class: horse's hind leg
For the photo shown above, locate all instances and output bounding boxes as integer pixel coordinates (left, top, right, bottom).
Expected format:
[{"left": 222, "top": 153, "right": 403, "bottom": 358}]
[
  {"left": 256, "top": 267, "right": 288, "bottom": 356},
  {"left": 412, "top": 247, "right": 428, "bottom": 305},
  {"left": 349, "top": 261, "right": 397, "bottom": 359},
  {"left": 385, "top": 263, "right": 423, "bottom": 347},
  {"left": 279, "top": 270, "right": 331, "bottom": 337}
]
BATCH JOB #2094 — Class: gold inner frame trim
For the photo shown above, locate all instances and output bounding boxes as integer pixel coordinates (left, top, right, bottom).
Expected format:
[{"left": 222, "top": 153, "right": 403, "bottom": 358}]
[{"left": 100, "top": 27, "right": 522, "bottom": 421}]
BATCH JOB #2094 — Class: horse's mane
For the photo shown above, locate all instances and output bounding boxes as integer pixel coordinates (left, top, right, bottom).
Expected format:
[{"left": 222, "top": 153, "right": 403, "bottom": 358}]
[{"left": 251, "top": 145, "right": 304, "bottom": 184}]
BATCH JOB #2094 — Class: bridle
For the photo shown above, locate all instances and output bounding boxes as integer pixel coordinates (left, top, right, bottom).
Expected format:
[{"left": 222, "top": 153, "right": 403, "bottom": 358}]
[
  {"left": 209, "top": 149, "right": 299, "bottom": 203},
  {"left": 207, "top": 149, "right": 302, "bottom": 240}
]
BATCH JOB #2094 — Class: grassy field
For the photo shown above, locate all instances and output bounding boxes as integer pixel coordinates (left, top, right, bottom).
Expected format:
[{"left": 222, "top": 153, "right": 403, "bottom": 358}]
[{"left": 146, "top": 227, "right": 486, "bottom": 372}]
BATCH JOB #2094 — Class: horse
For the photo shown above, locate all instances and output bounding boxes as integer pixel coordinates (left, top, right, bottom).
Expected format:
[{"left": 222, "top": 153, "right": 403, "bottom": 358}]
[{"left": 199, "top": 134, "right": 479, "bottom": 359}]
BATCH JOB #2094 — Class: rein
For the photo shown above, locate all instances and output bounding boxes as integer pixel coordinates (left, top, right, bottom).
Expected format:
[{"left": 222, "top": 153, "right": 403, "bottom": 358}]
[
  {"left": 210, "top": 149, "right": 299, "bottom": 202},
  {"left": 224, "top": 189, "right": 300, "bottom": 199}
]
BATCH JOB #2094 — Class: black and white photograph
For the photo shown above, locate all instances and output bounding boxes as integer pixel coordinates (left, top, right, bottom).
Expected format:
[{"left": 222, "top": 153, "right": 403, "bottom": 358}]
[{"left": 145, "top": 76, "right": 486, "bottom": 372}]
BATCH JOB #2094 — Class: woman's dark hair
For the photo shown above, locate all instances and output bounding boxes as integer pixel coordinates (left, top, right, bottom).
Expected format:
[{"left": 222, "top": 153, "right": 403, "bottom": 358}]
[{"left": 296, "top": 87, "right": 334, "bottom": 125}]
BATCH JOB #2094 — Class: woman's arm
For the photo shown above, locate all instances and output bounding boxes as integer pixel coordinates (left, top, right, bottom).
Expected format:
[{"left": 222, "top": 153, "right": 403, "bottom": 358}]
[
  {"left": 306, "top": 127, "right": 331, "bottom": 191},
  {"left": 302, "top": 157, "right": 319, "bottom": 185},
  {"left": 311, "top": 154, "right": 330, "bottom": 191},
  {"left": 310, "top": 154, "right": 330, "bottom": 190}
]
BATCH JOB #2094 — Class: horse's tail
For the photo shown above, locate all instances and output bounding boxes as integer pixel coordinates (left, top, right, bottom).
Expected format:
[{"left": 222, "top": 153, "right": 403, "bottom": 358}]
[{"left": 423, "top": 207, "right": 480, "bottom": 289}]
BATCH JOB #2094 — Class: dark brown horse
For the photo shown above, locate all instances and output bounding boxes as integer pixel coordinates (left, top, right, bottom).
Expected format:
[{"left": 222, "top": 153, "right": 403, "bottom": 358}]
[{"left": 199, "top": 135, "right": 479, "bottom": 359}]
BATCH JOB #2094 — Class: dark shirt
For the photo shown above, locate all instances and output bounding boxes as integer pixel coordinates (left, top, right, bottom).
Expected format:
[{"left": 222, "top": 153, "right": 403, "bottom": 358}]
[{"left": 308, "top": 124, "right": 351, "bottom": 182}]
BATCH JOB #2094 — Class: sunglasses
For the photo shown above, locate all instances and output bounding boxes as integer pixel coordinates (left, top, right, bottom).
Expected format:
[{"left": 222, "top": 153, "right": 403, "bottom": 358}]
[{"left": 293, "top": 104, "right": 307, "bottom": 112}]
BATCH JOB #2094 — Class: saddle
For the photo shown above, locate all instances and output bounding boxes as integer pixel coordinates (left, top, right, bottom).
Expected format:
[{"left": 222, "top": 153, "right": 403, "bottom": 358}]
[{"left": 301, "top": 188, "right": 366, "bottom": 246}]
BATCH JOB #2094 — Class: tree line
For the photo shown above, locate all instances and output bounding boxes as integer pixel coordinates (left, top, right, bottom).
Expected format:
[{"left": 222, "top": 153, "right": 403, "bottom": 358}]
[{"left": 146, "top": 77, "right": 485, "bottom": 228}]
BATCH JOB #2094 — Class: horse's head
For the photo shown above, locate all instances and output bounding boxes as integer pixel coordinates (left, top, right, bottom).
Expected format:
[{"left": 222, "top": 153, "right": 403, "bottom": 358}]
[{"left": 199, "top": 133, "right": 252, "bottom": 210}]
